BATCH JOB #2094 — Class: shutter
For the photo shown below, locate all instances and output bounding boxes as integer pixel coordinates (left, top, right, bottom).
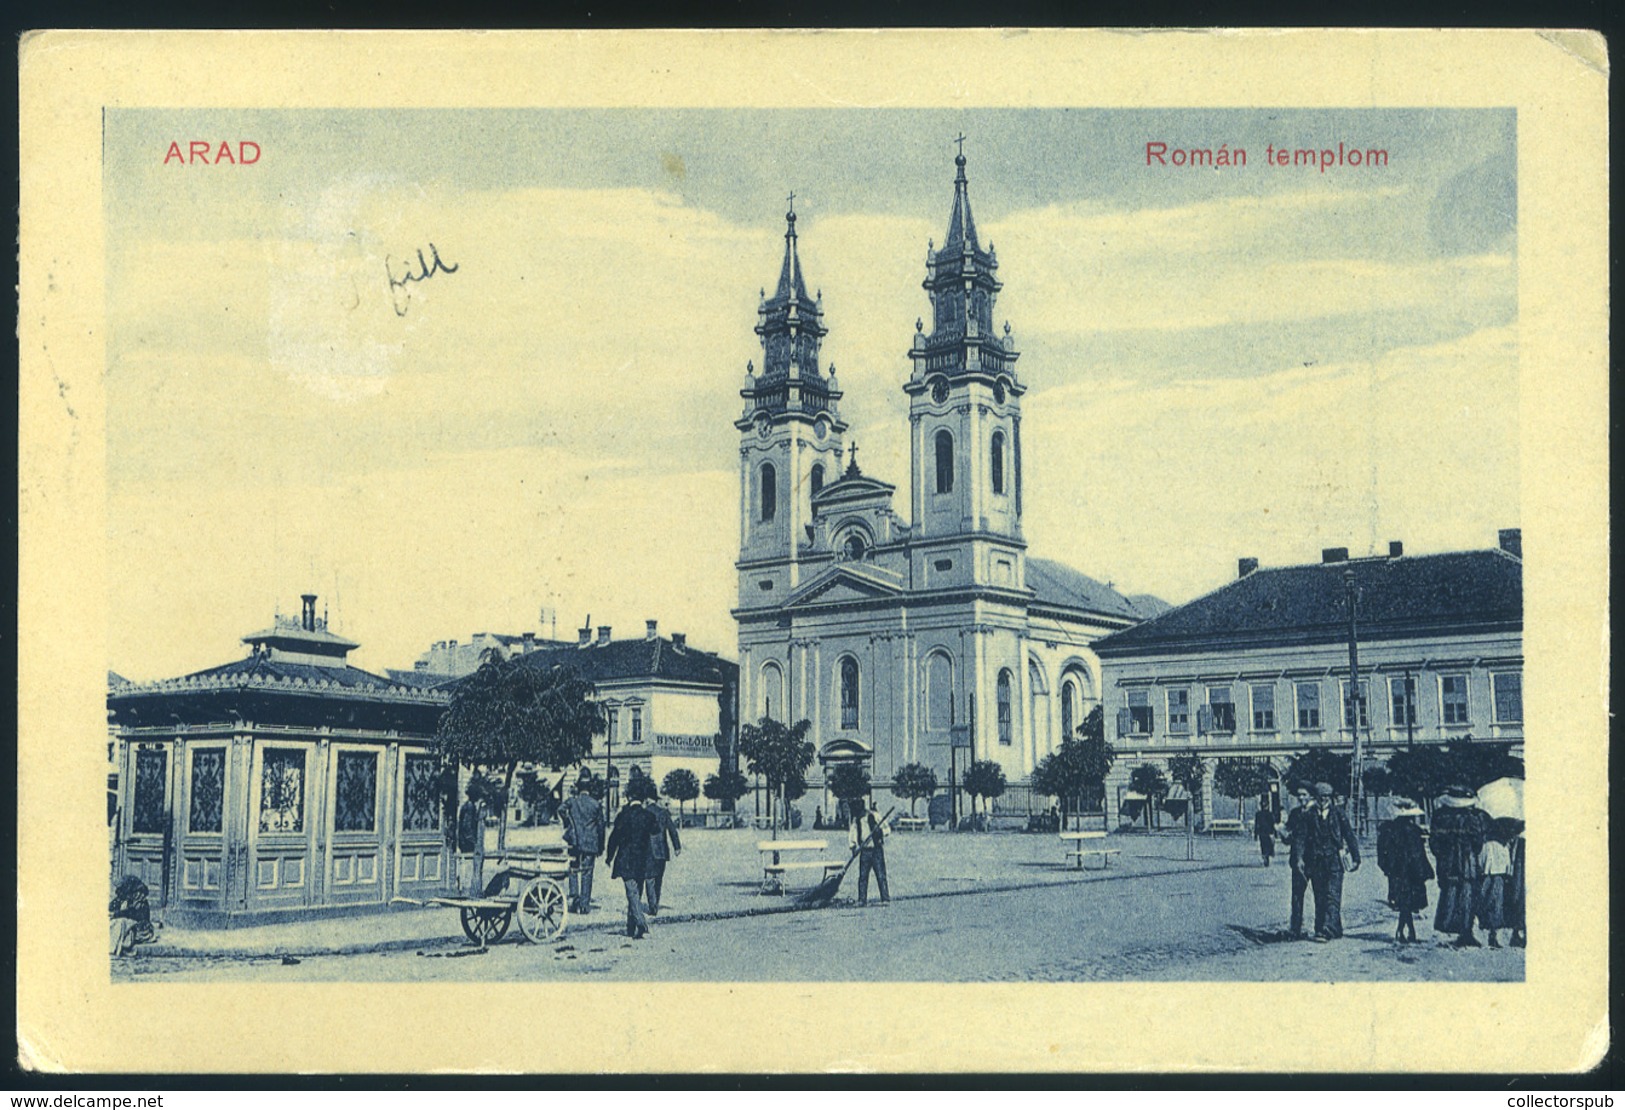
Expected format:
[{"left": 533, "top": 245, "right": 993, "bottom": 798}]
[
  {"left": 1197, "top": 706, "right": 1213, "bottom": 735},
  {"left": 1116, "top": 708, "right": 1131, "bottom": 738},
  {"left": 1147, "top": 709, "right": 1155, "bottom": 734}
]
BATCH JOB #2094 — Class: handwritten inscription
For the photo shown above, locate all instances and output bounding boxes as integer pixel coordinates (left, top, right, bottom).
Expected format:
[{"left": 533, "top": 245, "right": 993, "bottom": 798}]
[
  {"left": 385, "top": 244, "right": 459, "bottom": 317},
  {"left": 1145, "top": 142, "right": 1389, "bottom": 172},
  {"left": 164, "top": 140, "right": 261, "bottom": 165}
]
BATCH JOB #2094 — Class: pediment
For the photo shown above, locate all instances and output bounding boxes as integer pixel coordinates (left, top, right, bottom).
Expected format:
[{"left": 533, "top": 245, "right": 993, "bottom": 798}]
[{"left": 785, "top": 566, "right": 904, "bottom": 609}]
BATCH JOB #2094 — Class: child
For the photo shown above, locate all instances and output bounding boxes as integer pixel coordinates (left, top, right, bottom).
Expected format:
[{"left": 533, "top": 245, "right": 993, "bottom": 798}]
[
  {"left": 1376, "top": 803, "right": 1433, "bottom": 943},
  {"left": 1477, "top": 822, "right": 1514, "bottom": 948}
]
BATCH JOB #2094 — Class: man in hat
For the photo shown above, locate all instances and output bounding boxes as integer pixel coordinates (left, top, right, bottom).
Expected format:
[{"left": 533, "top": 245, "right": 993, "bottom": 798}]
[
  {"left": 1275, "top": 783, "right": 1317, "bottom": 938},
  {"left": 1431, "top": 784, "right": 1489, "bottom": 947},
  {"left": 561, "top": 769, "right": 606, "bottom": 914},
  {"left": 1301, "top": 781, "right": 1360, "bottom": 940}
]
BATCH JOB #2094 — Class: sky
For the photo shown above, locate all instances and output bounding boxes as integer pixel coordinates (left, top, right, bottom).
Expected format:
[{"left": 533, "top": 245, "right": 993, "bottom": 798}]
[{"left": 104, "top": 108, "right": 1518, "bottom": 680}]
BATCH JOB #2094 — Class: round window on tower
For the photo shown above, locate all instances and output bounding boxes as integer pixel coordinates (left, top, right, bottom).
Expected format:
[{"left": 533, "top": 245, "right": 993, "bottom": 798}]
[
  {"left": 993, "top": 380, "right": 1007, "bottom": 405},
  {"left": 930, "top": 377, "right": 950, "bottom": 404},
  {"left": 814, "top": 416, "right": 830, "bottom": 441},
  {"left": 842, "top": 532, "right": 867, "bottom": 561}
]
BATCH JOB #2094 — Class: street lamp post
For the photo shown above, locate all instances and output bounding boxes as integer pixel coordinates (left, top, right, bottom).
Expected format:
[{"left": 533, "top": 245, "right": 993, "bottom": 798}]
[{"left": 1345, "top": 567, "right": 1367, "bottom": 834}]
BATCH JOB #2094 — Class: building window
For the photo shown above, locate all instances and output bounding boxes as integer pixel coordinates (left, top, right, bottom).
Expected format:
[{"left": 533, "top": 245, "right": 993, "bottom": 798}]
[
  {"left": 991, "top": 431, "right": 1006, "bottom": 495},
  {"left": 997, "top": 669, "right": 1013, "bottom": 745},
  {"left": 1493, "top": 672, "right": 1523, "bottom": 723},
  {"left": 926, "top": 652, "right": 954, "bottom": 731},
  {"left": 401, "top": 755, "right": 441, "bottom": 832},
  {"left": 760, "top": 664, "right": 783, "bottom": 722},
  {"left": 605, "top": 707, "right": 619, "bottom": 745},
  {"left": 1342, "top": 680, "right": 1370, "bottom": 730},
  {"left": 1061, "top": 679, "right": 1078, "bottom": 739},
  {"left": 840, "top": 658, "right": 860, "bottom": 730},
  {"left": 1296, "top": 682, "right": 1322, "bottom": 730},
  {"left": 809, "top": 463, "right": 824, "bottom": 498},
  {"left": 1206, "top": 687, "right": 1235, "bottom": 733},
  {"left": 1441, "top": 674, "right": 1470, "bottom": 725},
  {"left": 1390, "top": 676, "right": 1418, "bottom": 729},
  {"left": 132, "top": 749, "right": 168, "bottom": 835},
  {"left": 1126, "top": 689, "right": 1154, "bottom": 736},
  {"left": 187, "top": 748, "right": 225, "bottom": 834},
  {"left": 935, "top": 430, "right": 954, "bottom": 494},
  {"left": 1251, "top": 685, "right": 1276, "bottom": 731},
  {"left": 1167, "top": 688, "right": 1190, "bottom": 733},
  {"left": 259, "top": 748, "right": 306, "bottom": 834},
  {"left": 334, "top": 751, "right": 378, "bottom": 833},
  {"left": 760, "top": 463, "right": 777, "bottom": 522},
  {"left": 630, "top": 707, "right": 644, "bottom": 746}
]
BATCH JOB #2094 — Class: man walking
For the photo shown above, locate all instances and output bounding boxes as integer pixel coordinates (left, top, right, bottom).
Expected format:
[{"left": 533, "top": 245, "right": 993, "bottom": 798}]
[
  {"left": 1302, "top": 781, "right": 1360, "bottom": 940},
  {"left": 605, "top": 791, "right": 658, "bottom": 939},
  {"left": 644, "top": 787, "right": 682, "bottom": 915},
  {"left": 848, "top": 798, "right": 891, "bottom": 906},
  {"left": 561, "top": 770, "right": 606, "bottom": 915},
  {"left": 1276, "top": 784, "right": 1315, "bottom": 938}
]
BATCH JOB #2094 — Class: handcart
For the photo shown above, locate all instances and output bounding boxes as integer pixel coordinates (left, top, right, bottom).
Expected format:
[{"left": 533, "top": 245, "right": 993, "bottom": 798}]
[{"left": 427, "top": 849, "right": 571, "bottom": 945}]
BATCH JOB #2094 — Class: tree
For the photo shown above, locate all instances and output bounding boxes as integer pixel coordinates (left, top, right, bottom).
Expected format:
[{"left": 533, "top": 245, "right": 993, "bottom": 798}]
[
  {"left": 1166, "top": 753, "right": 1206, "bottom": 827},
  {"left": 1031, "top": 709, "right": 1116, "bottom": 829},
  {"left": 1283, "top": 749, "right": 1351, "bottom": 797},
  {"left": 961, "top": 760, "right": 1008, "bottom": 820},
  {"left": 515, "top": 769, "right": 566, "bottom": 827},
  {"left": 1128, "top": 763, "right": 1170, "bottom": 830},
  {"left": 890, "top": 763, "right": 940, "bottom": 817},
  {"left": 1213, "top": 758, "right": 1273, "bottom": 820},
  {"left": 434, "top": 655, "right": 606, "bottom": 850},
  {"left": 826, "top": 764, "right": 872, "bottom": 812},
  {"left": 737, "top": 717, "right": 815, "bottom": 838},
  {"left": 703, "top": 769, "right": 749, "bottom": 817},
  {"left": 662, "top": 768, "right": 701, "bottom": 820}
]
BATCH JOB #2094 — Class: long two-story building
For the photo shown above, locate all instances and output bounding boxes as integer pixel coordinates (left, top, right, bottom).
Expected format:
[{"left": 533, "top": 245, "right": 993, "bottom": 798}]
[{"left": 1093, "top": 530, "right": 1524, "bottom": 826}]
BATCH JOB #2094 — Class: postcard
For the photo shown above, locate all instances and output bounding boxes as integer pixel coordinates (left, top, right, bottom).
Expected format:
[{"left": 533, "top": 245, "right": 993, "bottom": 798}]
[{"left": 16, "top": 29, "right": 1609, "bottom": 1074}]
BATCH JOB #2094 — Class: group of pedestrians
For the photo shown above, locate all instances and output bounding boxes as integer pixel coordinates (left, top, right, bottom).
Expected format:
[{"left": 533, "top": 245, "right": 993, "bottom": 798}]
[
  {"left": 559, "top": 768, "right": 682, "bottom": 939},
  {"left": 1259, "top": 781, "right": 1525, "bottom": 948}
]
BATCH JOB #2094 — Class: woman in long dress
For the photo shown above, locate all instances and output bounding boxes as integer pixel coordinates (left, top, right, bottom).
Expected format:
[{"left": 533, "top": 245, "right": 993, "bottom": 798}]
[
  {"left": 1430, "top": 786, "right": 1489, "bottom": 947},
  {"left": 1376, "top": 803, "right": 1433, "bottom": 943}
]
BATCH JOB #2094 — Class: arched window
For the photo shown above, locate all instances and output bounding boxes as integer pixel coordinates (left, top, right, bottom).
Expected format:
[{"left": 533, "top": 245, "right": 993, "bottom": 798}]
[
  {"left": 935, "top": 430, "right": 954, "bottom": 494},
  {"left": 760, "top": 463, "right": 777, "bottom": 522},
  {"left": 1061, "top": 678, "right": 1078, "bottom": 741},
  {"left": 810, "top": 463, "right": 825, "bottom": 498},
  {"left": 925, "top": 651, "right": 955, "bottom": 730},
  {"left": 840, "top": 657, "right": 860, "bottom": 730},
  {"left": 842, "top": 532, "right": 867, "bottom": 561},
  {"left": 997, "top": 669, "right": 1013, "bottom": 745},
  {"left": 760, "top": 662, "right": 784, "bottom": 722},
  {"left": 991, "top": 430, "right": 1006, "bottom": 495}
]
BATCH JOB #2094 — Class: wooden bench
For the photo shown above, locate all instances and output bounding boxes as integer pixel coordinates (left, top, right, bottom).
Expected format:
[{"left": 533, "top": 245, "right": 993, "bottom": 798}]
[
  {"left": 758, "top": 839, "right": 843, "bottom": 893},
  {"left": 1207, "top": 819, "right": 1246, "bottom": 836},
  {"left": 893, "top": 815, "right": 928, "bottom": 832},
  {"left": 1059, "top": 830, "right": 1122, "bottom": 870}
]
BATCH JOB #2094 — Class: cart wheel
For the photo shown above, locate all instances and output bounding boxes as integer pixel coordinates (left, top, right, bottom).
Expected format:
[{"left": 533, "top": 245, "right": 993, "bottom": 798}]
[
  {"left": 516, "top": 877, "right": 568, "bottom": 942},
  {"left": 460, "top": 906, "right": 512, "bottom": 945}
]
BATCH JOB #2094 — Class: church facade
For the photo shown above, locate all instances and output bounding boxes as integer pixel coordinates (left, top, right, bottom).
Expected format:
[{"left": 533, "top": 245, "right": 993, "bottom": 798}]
[{"left": 732, "top": 152, "right": 1162, "bottom": 807}]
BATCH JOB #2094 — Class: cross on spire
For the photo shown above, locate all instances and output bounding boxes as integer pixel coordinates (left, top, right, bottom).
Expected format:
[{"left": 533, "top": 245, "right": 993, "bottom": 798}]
[
  {"left": 955, "top": 132, "right": 967, "bottom": 157},
  {"left": 787, "top": 190, "right": 796, "bottom": 212}
]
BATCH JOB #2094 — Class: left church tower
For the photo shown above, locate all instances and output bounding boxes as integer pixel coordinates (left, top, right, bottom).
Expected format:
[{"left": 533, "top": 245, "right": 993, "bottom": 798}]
[{"left": 736, "top": 204, "right": 848, "bottom": 607}]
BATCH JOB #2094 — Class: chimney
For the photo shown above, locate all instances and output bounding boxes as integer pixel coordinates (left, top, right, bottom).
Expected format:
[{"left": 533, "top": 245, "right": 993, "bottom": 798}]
[
  {"left": 1321, "top": 547, "right": 1349, "bottom": 564},
  {"left": 598, "top": 625, "right": 612, "bottom": 646},
  {"left": 1388, "top": 540, "right": 1404, "bottom": 558},
  {"left": 522, "top": 631, "right": 535, "bottom": 651},
  {"left": 645, "top": 619, "right": 658, "bottom": 641},
  {"left": 300, "top": 594, "right": 317, "bottom": 632},
  {"left": 1498, "top": 528, "right": 1522, "bottom": 558},
  {"left": 672, "top": 632, "right": 686, "bottom": 651},
  {"left": 1237, "top": 557, "right": 1259, "bottom": 578},
  {"left": 578, "top": 625, "right": 592, "bottom": 647}
]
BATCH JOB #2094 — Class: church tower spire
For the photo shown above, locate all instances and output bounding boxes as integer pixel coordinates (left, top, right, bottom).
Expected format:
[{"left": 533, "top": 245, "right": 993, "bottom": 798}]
[
  {"left": 736, "top": 200, "right": 848, "bottom": 590},
  {"left": 906, "top": 142, "right": 1026, "bottom": 547}
]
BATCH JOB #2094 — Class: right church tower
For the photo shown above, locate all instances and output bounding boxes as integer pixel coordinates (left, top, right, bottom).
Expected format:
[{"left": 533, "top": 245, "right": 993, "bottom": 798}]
[{"left": 905, "top": 147, "right": 1027, "bottom": 588}]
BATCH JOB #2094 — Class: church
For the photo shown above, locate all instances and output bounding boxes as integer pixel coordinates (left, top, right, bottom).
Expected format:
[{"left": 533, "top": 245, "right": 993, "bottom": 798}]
[{"left": 732, "top": 150, "right": 1165, "bottom": 811}]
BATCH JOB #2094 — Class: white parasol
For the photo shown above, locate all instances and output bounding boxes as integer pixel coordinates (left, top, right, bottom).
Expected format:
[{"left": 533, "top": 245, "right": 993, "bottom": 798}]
[{"left": 1475, "top": 777, "right": 1523, "bottom": 821}]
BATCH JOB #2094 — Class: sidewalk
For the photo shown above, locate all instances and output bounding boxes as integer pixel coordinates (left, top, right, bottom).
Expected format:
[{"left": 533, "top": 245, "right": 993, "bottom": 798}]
[{"left": 134, "top": 826, "right": 1264, "bottom": 959}]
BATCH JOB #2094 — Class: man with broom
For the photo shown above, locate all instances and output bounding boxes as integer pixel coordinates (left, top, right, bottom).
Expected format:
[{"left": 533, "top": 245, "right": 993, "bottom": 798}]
[{"left": 848, "top": 798, "right": 892, "bottom": 907}]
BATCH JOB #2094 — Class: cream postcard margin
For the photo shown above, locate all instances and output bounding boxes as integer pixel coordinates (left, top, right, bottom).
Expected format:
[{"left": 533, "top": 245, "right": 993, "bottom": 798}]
[{"left": 17, "top": 30, "right": 1609, "bottom": 1074}]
